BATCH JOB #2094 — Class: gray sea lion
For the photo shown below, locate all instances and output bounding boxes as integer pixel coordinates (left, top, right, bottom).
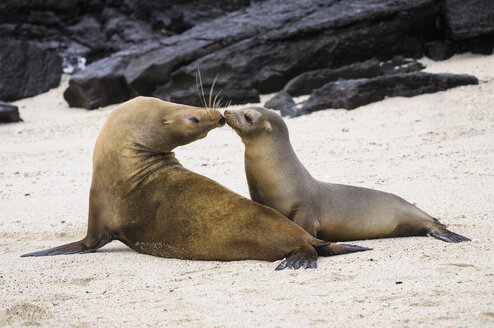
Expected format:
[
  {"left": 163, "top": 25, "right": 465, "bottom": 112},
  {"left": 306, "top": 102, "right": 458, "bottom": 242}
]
[
  {"left": 21, "top": 97, "right": 369, "bottom": 270},
  {"left": 224, "top": 106, "right": 470, "bottom": 243}
]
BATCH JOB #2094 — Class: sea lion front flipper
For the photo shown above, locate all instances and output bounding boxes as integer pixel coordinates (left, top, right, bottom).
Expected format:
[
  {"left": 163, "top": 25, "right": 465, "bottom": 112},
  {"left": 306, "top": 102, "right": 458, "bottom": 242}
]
[
  {"left": 275, "top": 246, "right": 318, "bottom": 271},
  {"left": 315, "top": 243, "right": 371, "bottom": 257}
]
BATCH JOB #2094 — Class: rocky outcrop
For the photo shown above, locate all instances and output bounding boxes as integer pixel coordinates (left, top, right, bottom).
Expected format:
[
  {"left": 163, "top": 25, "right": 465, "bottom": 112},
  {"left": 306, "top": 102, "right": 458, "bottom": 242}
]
[
  {"left": 282, "top": 58, "right": 425, "bottom": 97},
  {"left": 0, "top": 101, "right": 22, "bottom": 123},
  {"left": 0, "top": 0, "right": 260, "bottom": 103},
  {"left": 301, "top": 73, "right": 478, "bottom": 113},
  {"left": 0, "top": 0, "right": 258, "bottom": 64},
  {"left": 0, "top": 40, "right": 62, "bottom": 102},
  {"left": 263, "top": 57, "right": 426, "bottom": 116},
  {"left": 64, "top": 0, "right": 445, "bottom": 108},
  {"left": 1, "top": 0, "right": 493, "bottom": 110}
]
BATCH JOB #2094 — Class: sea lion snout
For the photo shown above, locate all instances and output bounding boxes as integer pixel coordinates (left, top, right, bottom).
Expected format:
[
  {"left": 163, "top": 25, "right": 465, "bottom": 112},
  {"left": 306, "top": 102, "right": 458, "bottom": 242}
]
[
  {"left": 223, "top": 110, "right": 237, "bottom": 126},
  {"left": 218, "top": 116, "right": 226, "bottom": 126}
]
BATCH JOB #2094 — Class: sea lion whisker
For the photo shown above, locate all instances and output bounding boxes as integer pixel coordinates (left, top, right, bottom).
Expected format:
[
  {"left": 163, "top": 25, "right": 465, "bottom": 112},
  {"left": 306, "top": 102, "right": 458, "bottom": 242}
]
[
  {"left": 213, "top": 89, "right": 223, "bottom": 109},
  {"left": 198, "top": 69, "right": 207, "bottom": 109},
  {"left": 216, "top": 96, "right": 224, "bottom": 109},
  {"left": 209, "top": 73, "right": 220, "bottom": 108},
  {"left": 195, "top": 69, "right": 207, "bottom": 108}
]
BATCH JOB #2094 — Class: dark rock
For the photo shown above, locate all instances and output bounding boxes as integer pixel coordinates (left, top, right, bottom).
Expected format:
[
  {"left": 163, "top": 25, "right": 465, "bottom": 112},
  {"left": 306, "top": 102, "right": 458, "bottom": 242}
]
[
  {"left": 65, "top": 16, "right": 111, "bottom": 61},
  {"left": 63, "top": 54, "right": 132, "bottom": 109},
  {"left": 284, "top": 58, "right": 425, "bottom": 97},
  {"left": 66, "top": 0, "right": 441, "bottom": 108},
  {"left": 264, "top": 91, "right": 296, "bottom": 117},
  {"left": 284, "top": 60, "right": 382, "bottom": 97},
  {"left": 302, "top": 72, "right": 478, "bottom": 112},
  {"left": 28, "top": 11, "right": 62, "bottom": 27},
  {"left": 132, "top": 0, "right": 260, "bottom": 35},
  {"left": 0, "top": 40, "right": 62, "bottom": 102},
  {"left": 424, "top": 40, "right": 457, "bottom": 61},
  {"left": 393, "top": 35, "right": 425, "bottom": 59},
  {"left": 3, "top": 0, "right": 490, "bottom": 107},
  {"left": 443, "top": 0, "right": 494, "bottom": 40},
  {"left": 0, "top": 0, "right": 268, "bottom": 102},
  {"left": 0, "top": 0, "right": 259, "bottom": 68},
  {"left": 159, "top": 0, "right": 439, "bottom": 104},
  {"left": 455, "top": 34, "right": 494, "bottom": 56},
  {"left": 103, "top": 11, "right": 156, "bottom": 45},
  {"left": 0, "top": 101, "right": 22, "bottom": 123}
]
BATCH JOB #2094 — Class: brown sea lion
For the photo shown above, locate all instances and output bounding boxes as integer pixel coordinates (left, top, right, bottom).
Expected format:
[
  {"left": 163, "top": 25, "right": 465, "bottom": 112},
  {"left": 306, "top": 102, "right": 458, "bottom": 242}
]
[
  {"left": 21, "top": 97, "right": 369, "bottom": 270},
  {"left": 224, "top": 106, "right": 470, "bottom": 243}
]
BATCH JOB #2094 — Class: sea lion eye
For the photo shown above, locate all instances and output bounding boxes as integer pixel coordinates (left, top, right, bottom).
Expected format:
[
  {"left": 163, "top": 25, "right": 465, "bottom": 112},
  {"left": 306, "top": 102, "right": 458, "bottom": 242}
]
[
  {"left": 244, "top": 114, "right": 253, "bottom": 124},
  {"left": 188, "top": 117, "right": 199, "bottom": 123}
]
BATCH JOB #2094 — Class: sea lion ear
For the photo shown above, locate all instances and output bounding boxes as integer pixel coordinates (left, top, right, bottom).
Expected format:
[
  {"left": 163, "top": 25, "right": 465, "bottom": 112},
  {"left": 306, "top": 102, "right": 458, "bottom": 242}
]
[
  {"left": 162, "top": 119, "right": 171, "bottom": 125},
  {"left": 264, "top": 121, "right": 272, "bottom": 133}
]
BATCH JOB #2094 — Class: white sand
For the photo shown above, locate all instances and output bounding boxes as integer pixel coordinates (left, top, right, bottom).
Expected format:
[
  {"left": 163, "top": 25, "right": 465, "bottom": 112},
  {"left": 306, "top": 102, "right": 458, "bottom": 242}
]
[{"left": 1, "top": 54, "right": 493, "bottom": 327}]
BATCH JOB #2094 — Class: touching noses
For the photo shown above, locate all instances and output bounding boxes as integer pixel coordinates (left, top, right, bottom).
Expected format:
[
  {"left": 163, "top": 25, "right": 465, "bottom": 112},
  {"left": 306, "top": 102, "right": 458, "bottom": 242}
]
[{"left": 218, "top": 116, "right": 226, "bottom": 126}]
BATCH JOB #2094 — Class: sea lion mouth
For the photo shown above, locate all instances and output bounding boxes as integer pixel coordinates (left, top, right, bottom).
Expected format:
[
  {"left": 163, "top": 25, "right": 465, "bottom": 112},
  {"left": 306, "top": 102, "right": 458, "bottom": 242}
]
[{"left": 223, "top": 113, "right": 240, "bottom": 132}]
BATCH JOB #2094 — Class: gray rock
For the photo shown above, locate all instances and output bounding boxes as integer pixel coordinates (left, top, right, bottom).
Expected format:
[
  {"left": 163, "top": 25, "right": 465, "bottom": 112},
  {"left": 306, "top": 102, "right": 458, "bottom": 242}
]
[
  {"left": 0, "top": 0, "right": 258, "bottom": 65},
  {"left": 284, "top": 60, "right": 382, "bottom": 97},
  {"left": 0, "top": 40, "right": 62, "bottom": 102},
  {"left": 302, "top": 72, "right": 478, "bottom": 112},
  {"left": 443, "top": 0, "right": 494, "bottom": 40},
  {"left": 264, "top": 91, "right": 296, "bottom": 117},
  {"left": 0, "top": 101, "right": 22, "bottom": 123},
  {"left": 283, "top": 58, "right": 425, "bottom": 97},
  {"left": 65, "top": 0, "right": 441, "bottom": 108}
]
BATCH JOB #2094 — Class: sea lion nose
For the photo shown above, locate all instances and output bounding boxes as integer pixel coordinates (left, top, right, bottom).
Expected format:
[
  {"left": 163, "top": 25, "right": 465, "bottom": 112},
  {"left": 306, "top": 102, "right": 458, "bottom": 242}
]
[{"left": 218, "top": 116, "right": 226, "bottom": 125}]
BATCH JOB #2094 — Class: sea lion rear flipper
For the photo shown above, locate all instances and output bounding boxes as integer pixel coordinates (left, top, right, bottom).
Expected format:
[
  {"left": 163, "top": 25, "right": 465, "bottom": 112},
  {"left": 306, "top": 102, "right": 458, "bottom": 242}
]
[
  {"left": 315, "top": 243, "right": 371, "bottom": 257},
  {"left": 21, "top": 229, "right": 112, "bottom": 257},
  {"left": 427, "top": 218, "right": 471, "bottom": 243},
  {"left": 428, "top": 228, "right": 471, "bottom": 243},
  {"left": 275, "top": 246, "right": 318, "bottom": 271}
]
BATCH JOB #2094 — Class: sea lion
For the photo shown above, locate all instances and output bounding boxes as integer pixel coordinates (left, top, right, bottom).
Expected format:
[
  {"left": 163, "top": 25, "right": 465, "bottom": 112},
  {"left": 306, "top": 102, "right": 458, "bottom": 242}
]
[
  {"left": 224, "top": 106, "right": 470, "bottom": 243},
  {"left": 21, "top": 97, "right": 369, "bottom": 270}
]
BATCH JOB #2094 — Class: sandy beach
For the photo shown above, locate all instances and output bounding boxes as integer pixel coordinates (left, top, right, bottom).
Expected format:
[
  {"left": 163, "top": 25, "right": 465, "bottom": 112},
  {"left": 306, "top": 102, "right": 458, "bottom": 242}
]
[{"left": 1, "top": 53, "right": 493, "bottom": 327}]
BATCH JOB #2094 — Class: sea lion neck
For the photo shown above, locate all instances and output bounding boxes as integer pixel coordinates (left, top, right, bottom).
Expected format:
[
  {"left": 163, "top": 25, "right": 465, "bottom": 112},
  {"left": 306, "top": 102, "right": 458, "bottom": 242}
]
[
  {"left": 120, "top": 144, "right": 183, "bottom": 187},
  {"left": 244, "top": 130, "right": 315, "bottom": 199},
  {"left": 91, "top": 134, "right": 184, "bottom": 198},
  {"left": 126, "top": 141, "right": 181, "bottom": 167},
  {"left": 133, "top": 150, "right": 182, "bottom": 168}
]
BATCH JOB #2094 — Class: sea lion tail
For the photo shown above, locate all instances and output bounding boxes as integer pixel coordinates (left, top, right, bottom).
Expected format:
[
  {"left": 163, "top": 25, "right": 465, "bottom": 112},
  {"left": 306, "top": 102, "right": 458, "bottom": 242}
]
[
  {"left": 313, "top": 241, "right": 371, "bottom": 257},
  {"left": 427, "top": 218, "right": 471, "bottom": 243},
  {"left": 20, "top": 230, "right": 112, "bottom": 257}
]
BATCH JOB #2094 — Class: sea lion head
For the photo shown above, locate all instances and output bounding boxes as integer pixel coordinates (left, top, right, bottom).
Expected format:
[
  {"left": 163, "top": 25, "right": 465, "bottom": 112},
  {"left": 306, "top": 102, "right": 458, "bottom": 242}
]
[
  {"left": 106, "top": 96, "right": 226, "bottom": 153},
  {"left": 224, "top": 106, "right": 287, "bottom": 143}
]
